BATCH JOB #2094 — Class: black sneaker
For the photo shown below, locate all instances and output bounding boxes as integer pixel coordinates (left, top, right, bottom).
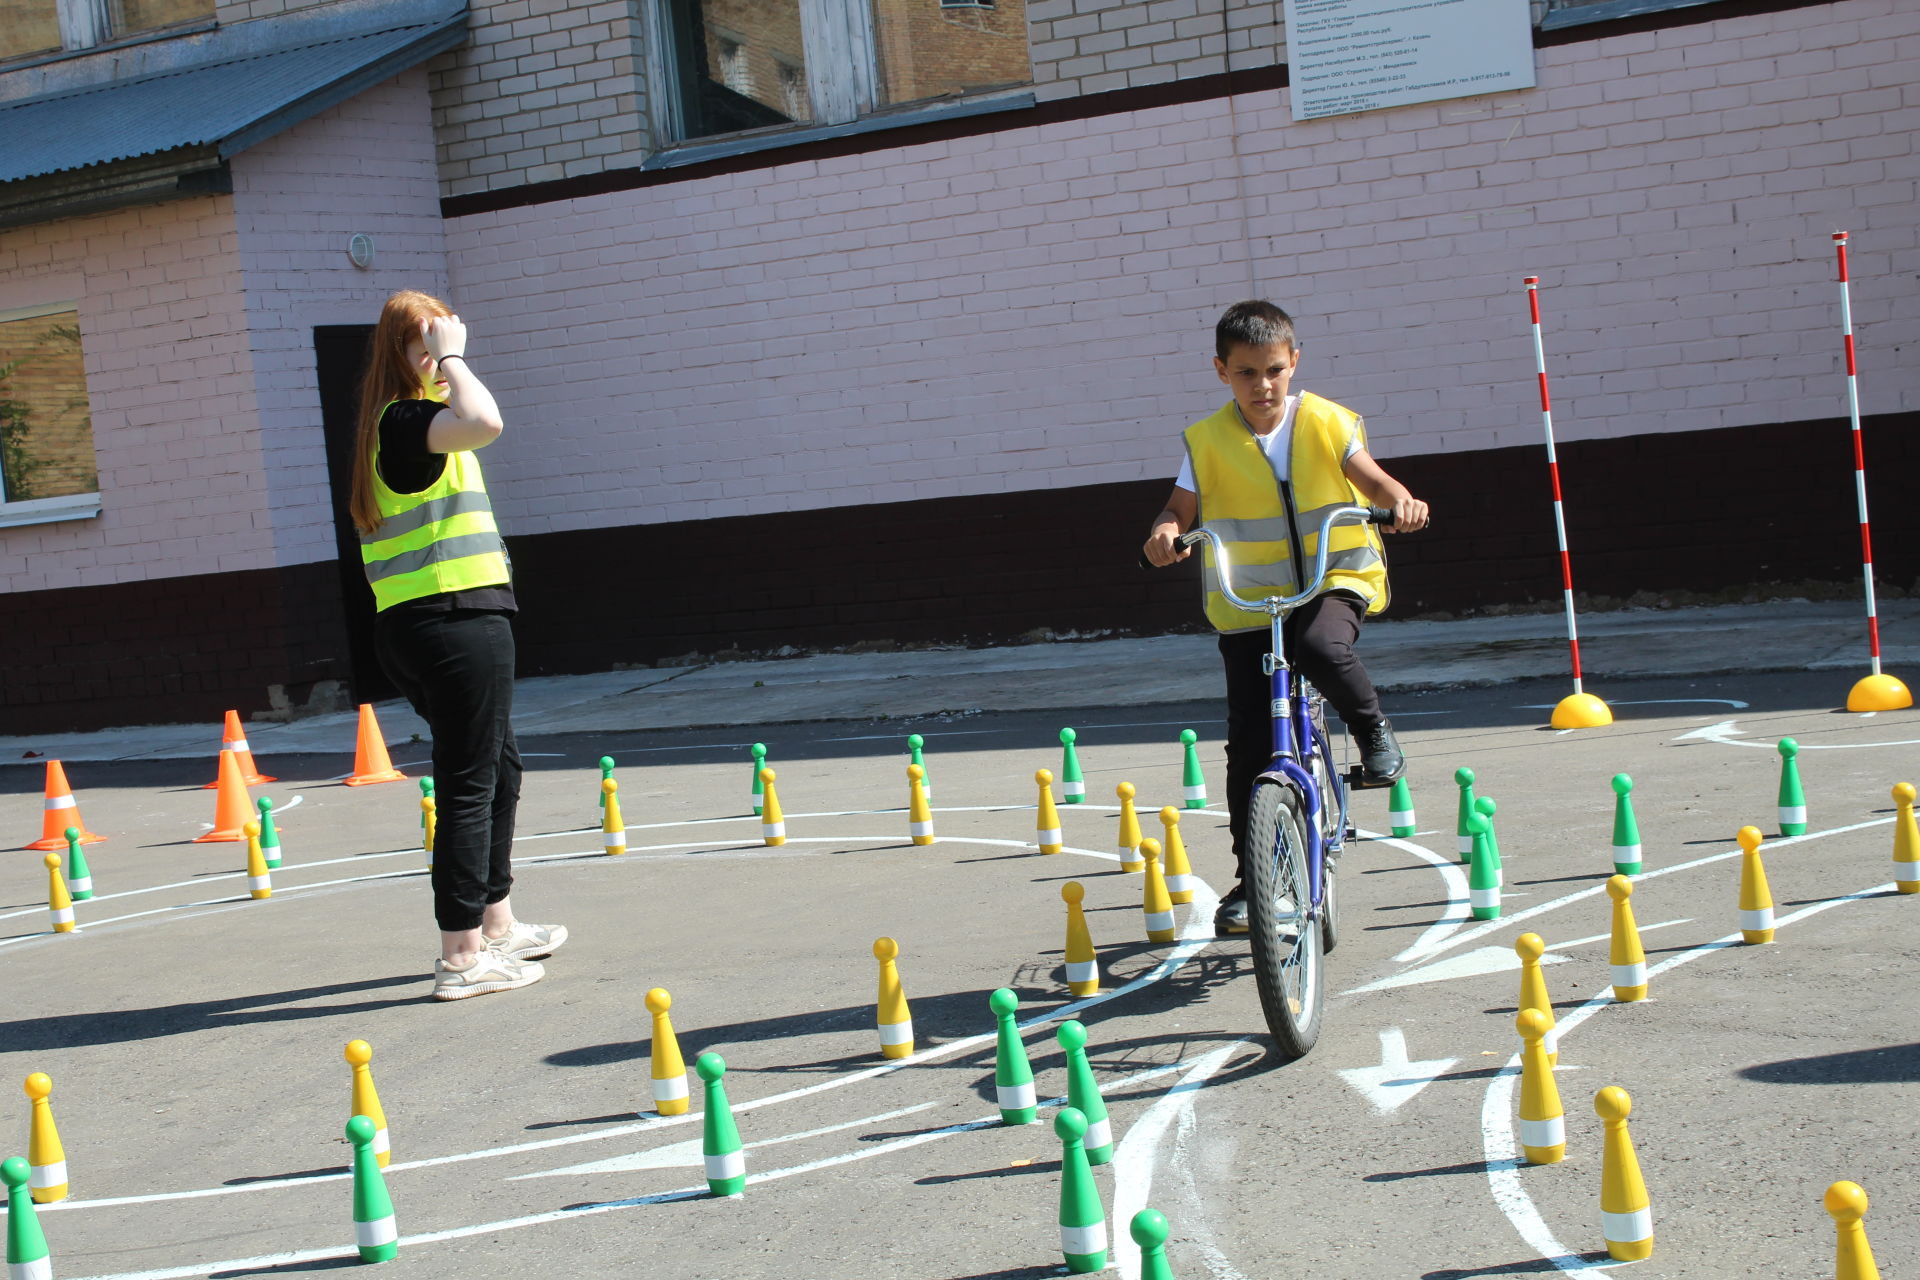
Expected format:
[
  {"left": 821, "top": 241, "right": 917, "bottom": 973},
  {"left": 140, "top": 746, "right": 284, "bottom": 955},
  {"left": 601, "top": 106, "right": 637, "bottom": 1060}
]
[
  {"left": 1213, "top": 882, "right": 1248, "bottom": 935},
  {"left": 1354, "top": 718, "right": 1405, "bottom": 788}
]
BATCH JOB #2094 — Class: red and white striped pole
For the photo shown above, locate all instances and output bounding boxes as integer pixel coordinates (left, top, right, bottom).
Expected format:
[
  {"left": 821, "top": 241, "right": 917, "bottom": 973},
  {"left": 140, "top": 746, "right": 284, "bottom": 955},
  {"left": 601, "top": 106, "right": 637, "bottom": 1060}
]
[
  {"left": 1525, "top": 276, "right": 1611, "bottom": 728},
  {"left": 1833, "top": 232, "right": 1912, "bottom": 711}
]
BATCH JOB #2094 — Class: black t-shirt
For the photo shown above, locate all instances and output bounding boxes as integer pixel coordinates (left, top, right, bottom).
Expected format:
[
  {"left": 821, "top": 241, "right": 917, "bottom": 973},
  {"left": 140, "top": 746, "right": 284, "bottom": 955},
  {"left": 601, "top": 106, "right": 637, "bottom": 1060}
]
[{"left": 376, "top": 399, "right": 516, "bottom": 615}]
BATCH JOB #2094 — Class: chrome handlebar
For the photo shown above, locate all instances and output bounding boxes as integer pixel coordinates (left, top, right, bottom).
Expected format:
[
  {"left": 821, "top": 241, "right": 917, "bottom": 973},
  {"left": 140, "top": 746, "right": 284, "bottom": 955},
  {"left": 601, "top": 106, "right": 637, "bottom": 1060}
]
[{"left": 1176, "top": 505, "right": 1390, "bottom": 617}]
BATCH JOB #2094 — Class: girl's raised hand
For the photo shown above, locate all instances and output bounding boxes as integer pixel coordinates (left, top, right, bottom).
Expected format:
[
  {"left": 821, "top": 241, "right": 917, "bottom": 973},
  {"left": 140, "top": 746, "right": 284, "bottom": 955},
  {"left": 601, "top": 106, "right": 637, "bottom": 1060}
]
[{"left": 422, "top": 314, "right": 467, "bottom": 361}]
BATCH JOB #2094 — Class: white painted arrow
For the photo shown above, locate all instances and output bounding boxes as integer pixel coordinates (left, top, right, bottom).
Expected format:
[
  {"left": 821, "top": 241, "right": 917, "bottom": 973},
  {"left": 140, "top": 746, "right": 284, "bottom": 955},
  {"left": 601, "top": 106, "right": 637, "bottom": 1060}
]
[
  {"left": 1346, "top": 944, "right": 1570, "bottom": 996},
  {"left": 1338, "top": 1028, "right": 1458, "bottom": 1114},
  {"left": 1675, "top": 718, "right": 1920, "bottom": 750},
  {"left": 513, "top": 1101, "right": 935, "bottom": 1179}
]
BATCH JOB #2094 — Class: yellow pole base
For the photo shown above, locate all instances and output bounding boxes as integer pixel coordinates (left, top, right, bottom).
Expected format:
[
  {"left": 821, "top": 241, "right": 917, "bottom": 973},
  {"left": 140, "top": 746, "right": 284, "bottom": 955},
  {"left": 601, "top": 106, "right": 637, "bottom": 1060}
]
[
  {"left": 1551, "top": 692, "right": 1613, "bottom": 729},
  {"left": 1847, "top": 673, "right": 1913, "bottom": 712},
  {"left": 1606, "top": 1237, "right": 1654, "bottom": 1262}
]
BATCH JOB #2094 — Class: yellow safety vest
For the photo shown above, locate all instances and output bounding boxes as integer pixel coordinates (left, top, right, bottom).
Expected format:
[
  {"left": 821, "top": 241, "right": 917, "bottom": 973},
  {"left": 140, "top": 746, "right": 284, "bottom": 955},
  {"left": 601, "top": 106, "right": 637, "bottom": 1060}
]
[
  {"left": 1183, "top": 391, "right": 1388, "bottom": 633},
  {"left": 358, "top": 399, "right": 510, "bottom": 611}
]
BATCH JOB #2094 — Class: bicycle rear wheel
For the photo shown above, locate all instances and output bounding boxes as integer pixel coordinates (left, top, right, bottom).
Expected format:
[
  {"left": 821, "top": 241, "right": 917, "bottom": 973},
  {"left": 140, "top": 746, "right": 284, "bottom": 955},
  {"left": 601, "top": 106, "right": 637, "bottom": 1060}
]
[{"left": 1245, "top": 778, "right": 1323, "bottom": 1058}]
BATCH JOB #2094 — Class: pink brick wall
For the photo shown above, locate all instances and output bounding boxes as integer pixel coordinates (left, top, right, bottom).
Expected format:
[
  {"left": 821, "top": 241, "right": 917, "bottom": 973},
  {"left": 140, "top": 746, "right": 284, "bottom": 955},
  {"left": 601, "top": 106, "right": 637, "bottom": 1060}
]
[
  {"left": 446, "top": 0, "right": 1918, "bottom": 539},
  {"left": 0, "top": 200, "right": 266, "bottom": 594},
  {"left": 232, "top": 66, "right": 451, "bottom": 568},
  {"left": 0, "top": 68, "right": 448, "bottom": 593}
]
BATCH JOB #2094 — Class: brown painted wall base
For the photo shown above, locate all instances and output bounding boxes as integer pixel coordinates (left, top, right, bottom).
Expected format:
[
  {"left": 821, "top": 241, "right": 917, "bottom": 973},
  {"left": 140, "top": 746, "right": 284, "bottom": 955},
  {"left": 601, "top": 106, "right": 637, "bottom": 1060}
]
[
  {"left": 5, "top": 412, "right": 1914, "bottom": 733},
  {"left": 0, "top": 561, "right": 350, "bottom": 736}
]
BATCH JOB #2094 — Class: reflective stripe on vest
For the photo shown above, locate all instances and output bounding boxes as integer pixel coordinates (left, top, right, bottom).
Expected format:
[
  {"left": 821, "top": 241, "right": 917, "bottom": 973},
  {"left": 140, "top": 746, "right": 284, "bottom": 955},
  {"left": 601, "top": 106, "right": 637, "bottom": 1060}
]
[
  {"left": 1183, "top": 391, "right": 1389, "bottom": 633},
  {"left": 359, "top": 402, "right": 509, "bottom": 611}
]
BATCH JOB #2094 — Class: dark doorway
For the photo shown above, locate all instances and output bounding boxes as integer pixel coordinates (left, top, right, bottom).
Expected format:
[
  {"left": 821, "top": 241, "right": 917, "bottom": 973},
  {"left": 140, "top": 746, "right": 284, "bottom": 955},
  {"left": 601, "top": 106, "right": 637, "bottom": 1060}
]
[{"left": 313, "top": 323, "right": 394, "bottom": 704}]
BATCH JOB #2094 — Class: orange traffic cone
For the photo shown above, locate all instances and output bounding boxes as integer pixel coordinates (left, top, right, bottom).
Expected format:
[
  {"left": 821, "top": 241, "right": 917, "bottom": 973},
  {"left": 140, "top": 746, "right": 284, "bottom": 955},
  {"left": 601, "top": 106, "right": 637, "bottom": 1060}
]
[
  {"left": 344, "top": 704, "right": 407, "bottom": 786},
  {"left": 194, "top": 748, "right": 255, "bottom": 843},
  {"left": 202, "top": 710, "right": 274, "bottom": 788},
  {"left": 25, "top": 761, "right": 104, "bottom": 851}
]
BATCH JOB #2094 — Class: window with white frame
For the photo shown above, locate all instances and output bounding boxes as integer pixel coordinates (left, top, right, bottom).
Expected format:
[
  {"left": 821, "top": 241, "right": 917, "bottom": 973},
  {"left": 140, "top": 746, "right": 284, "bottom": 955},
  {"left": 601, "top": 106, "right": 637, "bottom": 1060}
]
[
  {"left": 0, "top": 0, "right": 213, "bottom": 64},
  {"left": 655, "top": 0, "right": 1030, "bottom": 145},
  {"left": 0, "top": 303, "right": 100, "bottom": 524}
]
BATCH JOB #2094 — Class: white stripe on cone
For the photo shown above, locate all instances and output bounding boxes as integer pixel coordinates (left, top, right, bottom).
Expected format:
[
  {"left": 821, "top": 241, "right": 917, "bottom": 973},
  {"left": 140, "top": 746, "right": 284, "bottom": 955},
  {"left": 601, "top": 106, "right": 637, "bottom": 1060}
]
[
  {"left": 1611, "top": 962, "right": 1646, "bottom": 989},
  {"left": 1541, "top": 1024, "right": 1559, "bottom": 1056},
  {"left": 748, "top": 792, "right": 760, "bottom": 810},
  {"left": 761, "top": 822, "right": 785, "bottom": 840},
  {"left": 909, "top": 821, "right": 934, "bottom": 838},
  {"left": 1602, "top": 1207, "right": 1653, "bottom": 1243},
  {"left": 1457, "top": 833, "right": 1472, "bottom": 855},
  {"left": 653, "top": 1075, "right": 689, "bottom": 1102},
  {"left": 705, "top": 1150, "right": 745, "bottom": 1180},
  {"left": 372, "top": 1129, "right": 390, "bottom": 1156},
  {"left": 1064, "top": 781, "right": 1085, "bottom": 798},
  {"left": 1613, "top": 843, "right": 1641, "bottom": 862},
  {"left": 1037, "top": 827, "right": 1062, "bottom": 846},
  {"left": 29, "top": 1160, "right": 67, "bottom": 1189},
  {"left": 248, "top": 876, "right": 271, "bottom": 893},
  {"left": 1082, "top": 1116, "right": 1112, "bottom": 1151},
  {"left": 879, "top": 1019, "right": 914, "bottom": 1046},
  {"left": 1469, "top": 888, "right": 1499, "bottom": 910},
  {"left": 1061, "top": 1223, "right": 1107, "bottom": 1257},
  {"left": 13, "top": 1256, "right": 53, "bottom": 1280},
  {"left": 997, "top": 1081, "right": 1037, "bottom": 1111},
  {"left": 355, "top": 1214, "right": 398, "bottom": 1247},
  {"left": 604, "top": 832, "right": 626, "bottom": 851},
  {"left": 1779, "top": 805, "right": 1807, "bottom": 824},
  {"left": 50, "top": 907, "right": 74, "bottom": 924},
  {"left": 1741, "top": 907, "right": 1775, "bottom": 931},
  {"left": 1164, "top": 873, "right": 1194, "bottom": 893},
  {"left": 1183, "top": 785, "right": 1206, "bottom": 802},
  {"left": 1145, "top": 910, "right": 1174, "bottom": 933},
  {"left": 68, "top": 876, "right": 91, "bottom": 895},
  {"left": 1389, "top": 808, "right": 1415, "bottom": 828},
  {"left": 1518, "top": 1116, "right": 1564, "bottom": 1148},
  {"left": 231, "top": 738, "right": 250, "bottom": 752},
  {"left": 1895, "top": 860, "right": 1920, "bottom": 885},
  {"left": 1065, "top": 960, "right": 1097, "bottom": 984},
  {"left": 45, "top": 795, "right": 75, "bottom": 810}
]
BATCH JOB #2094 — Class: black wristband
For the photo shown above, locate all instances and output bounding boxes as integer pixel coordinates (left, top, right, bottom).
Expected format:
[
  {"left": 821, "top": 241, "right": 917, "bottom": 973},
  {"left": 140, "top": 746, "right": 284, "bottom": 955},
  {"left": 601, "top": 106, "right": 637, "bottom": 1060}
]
[{"left": 438, "top": 353, "right": 467, "bottom": 365}]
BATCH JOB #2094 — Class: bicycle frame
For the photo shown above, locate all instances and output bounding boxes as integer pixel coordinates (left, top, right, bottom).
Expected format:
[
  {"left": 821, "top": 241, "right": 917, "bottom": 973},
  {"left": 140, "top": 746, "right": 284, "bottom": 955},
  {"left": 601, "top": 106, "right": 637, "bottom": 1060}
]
[{"left": 1179, "top": 505, "right": 1376, "bottom": 910}]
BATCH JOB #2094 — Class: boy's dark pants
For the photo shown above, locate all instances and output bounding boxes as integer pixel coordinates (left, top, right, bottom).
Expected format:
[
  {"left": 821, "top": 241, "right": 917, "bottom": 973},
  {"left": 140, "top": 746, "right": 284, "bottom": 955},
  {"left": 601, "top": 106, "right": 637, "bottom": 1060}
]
[
  {"left": 374, "top": 607, "right": 522, "bottom": 933},
  {"left": 1218, "top": 590, "right": 1382, "bottom": 879}
]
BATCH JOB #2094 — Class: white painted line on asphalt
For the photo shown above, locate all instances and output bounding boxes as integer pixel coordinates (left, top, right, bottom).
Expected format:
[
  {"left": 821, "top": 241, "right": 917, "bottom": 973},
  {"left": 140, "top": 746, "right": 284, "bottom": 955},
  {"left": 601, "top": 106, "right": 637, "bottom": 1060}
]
[
  {"left": 1365, "top": 828, "right": 1469, "bottom": 964},
  {"left": 1544, "top": 918, "right": 1690, "bottom": 951},
  {"left": 513, "top": 1101, "right": 938, "bottom": 1178},
  {"left": 1337, "top": 1028, "right": 1458, "bottom": 1114},
  {"left": 1481, "top": 883, "right": 1895, "bottom": 1274},
  {"left": 1675, "top": 718, "right": 1920, "bottom": 749},
  {"left": 1347, "top": 945, "right": 1570, "bottom": 996},
  {"left": 1110, "top": 1043, "right": 1252, "bottom": 1280},
  {"left": 63, "top": 1058, "right": 1209, "bottom": 1280},
  {"left": 1397, "top": 816, "right": 1891, "bottom": 966},
  {"left": 49, "top": 853, "right": 1220, "bottom": 1210},
  {"left": 1516, "top": 699, "right": 1750, "bottom": 709}
]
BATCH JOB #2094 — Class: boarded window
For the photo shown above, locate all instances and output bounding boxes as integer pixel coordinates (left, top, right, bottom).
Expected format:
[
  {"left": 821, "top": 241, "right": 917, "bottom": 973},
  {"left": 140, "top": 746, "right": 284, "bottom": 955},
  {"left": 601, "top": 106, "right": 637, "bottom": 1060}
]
[{"left": 0, "top": 307, "right": 98, "bottom": 504}]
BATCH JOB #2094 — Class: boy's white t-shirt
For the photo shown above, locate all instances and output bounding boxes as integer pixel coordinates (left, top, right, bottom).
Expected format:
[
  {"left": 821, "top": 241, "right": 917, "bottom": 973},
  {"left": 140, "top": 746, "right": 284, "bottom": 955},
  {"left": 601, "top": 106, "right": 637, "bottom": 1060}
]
[{"left": 1172, "top": 394, "right": 1359, "bottom": 492}]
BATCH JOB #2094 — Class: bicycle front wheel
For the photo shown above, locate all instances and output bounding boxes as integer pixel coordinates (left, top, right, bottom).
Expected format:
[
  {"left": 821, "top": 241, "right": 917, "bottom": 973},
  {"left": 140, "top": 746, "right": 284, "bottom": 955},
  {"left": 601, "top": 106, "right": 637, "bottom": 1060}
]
[{"left": 1245, "top": 778, "right": 1324, "bottom": 1058}]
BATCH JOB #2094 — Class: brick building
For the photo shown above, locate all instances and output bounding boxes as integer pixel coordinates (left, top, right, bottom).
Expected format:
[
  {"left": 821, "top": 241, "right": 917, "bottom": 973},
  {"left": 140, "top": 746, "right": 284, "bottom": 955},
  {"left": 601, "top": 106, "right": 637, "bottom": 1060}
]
[{"left": 0, "top": 0, "right": 1915, "bottom": 732}]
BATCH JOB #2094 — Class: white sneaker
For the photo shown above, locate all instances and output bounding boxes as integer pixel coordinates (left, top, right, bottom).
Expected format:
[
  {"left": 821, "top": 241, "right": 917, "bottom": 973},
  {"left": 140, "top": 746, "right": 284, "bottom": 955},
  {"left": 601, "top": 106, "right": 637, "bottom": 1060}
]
[
  {"left": 484, "top": 920, "right": 568, "bottom": 960},
  {"left": 433, "top": 950, "right": 545, "bottom": 1000}
]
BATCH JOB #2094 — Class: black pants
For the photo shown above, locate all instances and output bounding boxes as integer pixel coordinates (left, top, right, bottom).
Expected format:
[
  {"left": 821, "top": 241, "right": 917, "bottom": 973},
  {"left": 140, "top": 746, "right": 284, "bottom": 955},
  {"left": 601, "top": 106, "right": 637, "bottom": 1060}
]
[
  {"left": 1219, "top": 591, "right": 1382, "bottom": 876},
  {"left": 374, "top": 607, "right": 522, "bottom": 933}
]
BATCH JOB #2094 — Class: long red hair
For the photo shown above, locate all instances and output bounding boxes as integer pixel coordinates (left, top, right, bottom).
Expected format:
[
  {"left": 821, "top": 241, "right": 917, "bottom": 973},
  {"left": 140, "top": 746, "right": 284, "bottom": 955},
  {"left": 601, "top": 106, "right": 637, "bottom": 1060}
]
[{"left": 349, "top": 290, "right": 453, "bottom": 534}]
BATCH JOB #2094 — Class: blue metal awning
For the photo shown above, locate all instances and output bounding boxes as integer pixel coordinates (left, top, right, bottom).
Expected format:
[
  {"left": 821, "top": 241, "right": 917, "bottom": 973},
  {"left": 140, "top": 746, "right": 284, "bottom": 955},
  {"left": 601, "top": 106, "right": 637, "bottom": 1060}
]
[{"left": 0, "top": 9, "right": 466, "bottom": 186}]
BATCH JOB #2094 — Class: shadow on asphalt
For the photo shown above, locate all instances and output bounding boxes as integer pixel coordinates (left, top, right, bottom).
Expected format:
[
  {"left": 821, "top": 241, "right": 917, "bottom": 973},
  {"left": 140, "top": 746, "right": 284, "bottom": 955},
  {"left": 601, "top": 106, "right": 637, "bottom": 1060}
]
[
  {"left": 1739, "top": 1041, "right": 1920, "bottom": 1084},
  {"left": 1422, "top": 1255, "right": 1616, "bottom": 1278},
  {"left": 0, "top": 973, "right": 423, "bottom": 1052},
  {"left": 210, "top": 1257, "right": 364, "bottom": 1277},
  {"left": 1364, "top": 1156, "right": 1502, "bottom": 1182}
]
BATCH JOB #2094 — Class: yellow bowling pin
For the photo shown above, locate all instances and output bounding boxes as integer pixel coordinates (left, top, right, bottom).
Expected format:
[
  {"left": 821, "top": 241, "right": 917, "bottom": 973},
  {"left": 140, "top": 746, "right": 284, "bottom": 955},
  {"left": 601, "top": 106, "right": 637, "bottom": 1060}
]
[
  {"left": 1158, "top": 807, "right": 1195, "bottom": 904},
  {"left": 874, "top": 937, "right": 913, "bottom": 1059},
  {"left": 344, "top": 1041, "right": 391, "bottom": 1168},
  {"left": 1737, "top": 825, "right": 1774, "bottom": 943},
  {"left": 1115, "top": 782, "right": 1143, "bottom": 872},
  {"left": 1061, "top": 882, "right": 1100, "bottom": 997},
  {"left": 1035, "top": 770, "right": 1063, "bottom": 854},
  {"left": 646, "top": 988, "right": 690, "bottom": 1116}
]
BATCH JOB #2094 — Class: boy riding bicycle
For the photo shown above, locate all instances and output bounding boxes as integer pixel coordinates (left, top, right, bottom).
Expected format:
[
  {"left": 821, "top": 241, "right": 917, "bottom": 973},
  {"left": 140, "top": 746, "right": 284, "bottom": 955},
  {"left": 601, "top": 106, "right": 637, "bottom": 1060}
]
[{"left": 1142, "top": 301, "right": 1431, "bottom": 935}]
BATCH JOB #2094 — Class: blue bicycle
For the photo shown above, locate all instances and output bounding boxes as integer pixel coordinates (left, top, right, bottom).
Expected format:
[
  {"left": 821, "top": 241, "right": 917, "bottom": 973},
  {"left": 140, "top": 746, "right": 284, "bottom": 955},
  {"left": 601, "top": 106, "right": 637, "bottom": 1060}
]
[{"left": 1177, "top": 505, "right": 1393, "bottom": 1058}]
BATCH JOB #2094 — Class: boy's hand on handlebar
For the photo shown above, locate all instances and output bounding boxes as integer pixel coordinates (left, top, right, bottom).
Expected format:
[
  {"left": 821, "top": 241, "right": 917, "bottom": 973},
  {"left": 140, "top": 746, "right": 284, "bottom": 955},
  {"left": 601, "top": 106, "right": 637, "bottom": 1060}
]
[
  {"left": 1383, "top": 497, "right": 1429, "bottom": 533},
  {"left": 1143, "top": 524, "right": 1190, "bottom": 567}
]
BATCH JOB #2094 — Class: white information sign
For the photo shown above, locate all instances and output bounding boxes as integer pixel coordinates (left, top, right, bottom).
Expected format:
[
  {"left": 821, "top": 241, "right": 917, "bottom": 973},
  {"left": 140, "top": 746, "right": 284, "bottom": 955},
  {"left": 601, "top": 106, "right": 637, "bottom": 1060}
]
[{"left": 1283, "top": 0, "right": 1536, "bottom": 122}]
